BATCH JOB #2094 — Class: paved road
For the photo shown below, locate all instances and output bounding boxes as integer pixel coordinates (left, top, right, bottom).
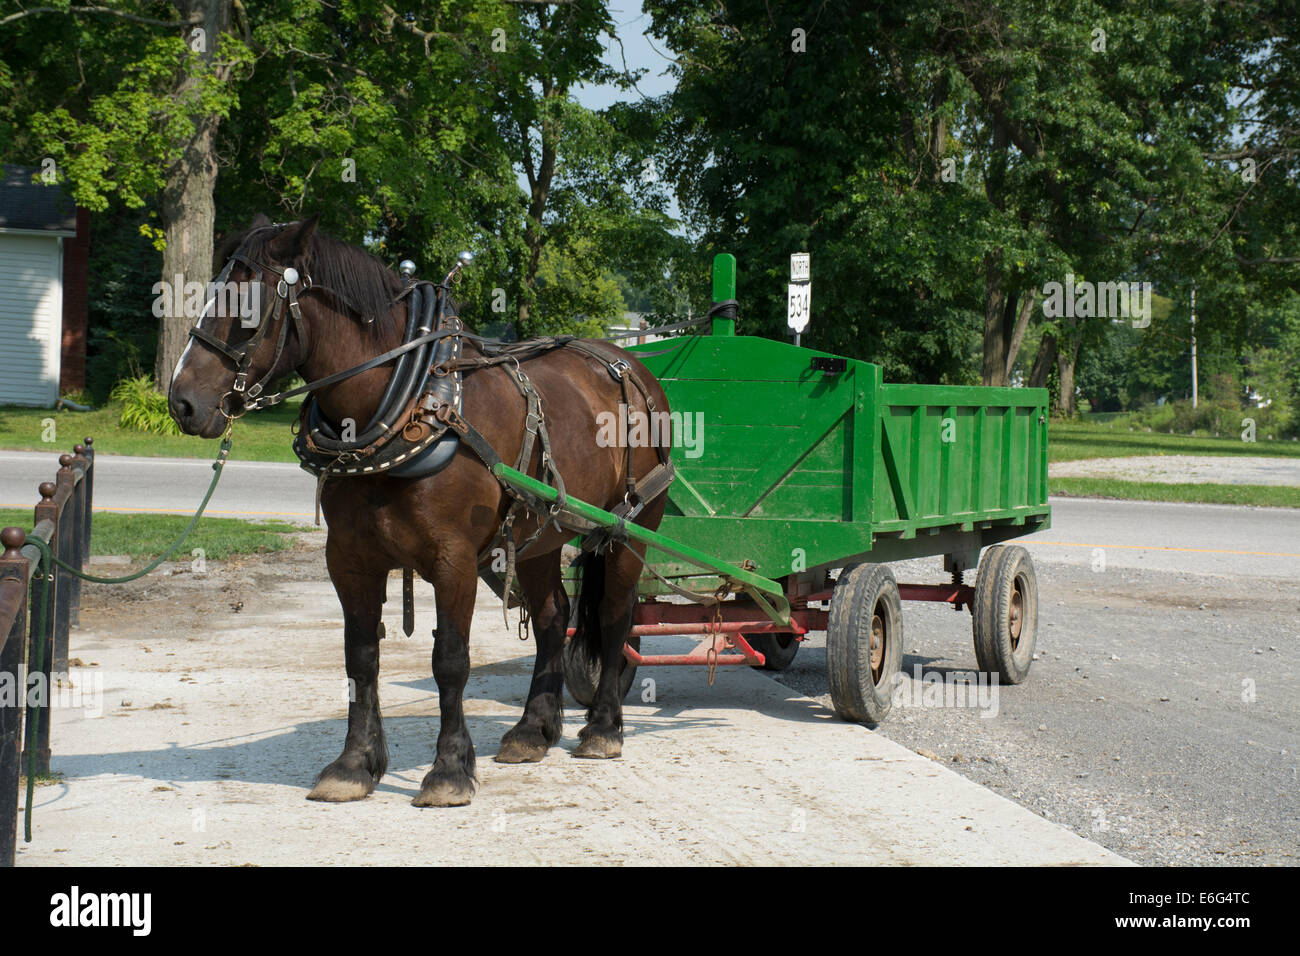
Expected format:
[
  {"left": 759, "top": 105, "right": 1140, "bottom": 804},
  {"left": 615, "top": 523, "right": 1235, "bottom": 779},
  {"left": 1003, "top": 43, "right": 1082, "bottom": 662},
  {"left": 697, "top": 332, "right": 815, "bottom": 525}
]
[
  {"left": 0, "top": 450, "right": 319, "bottom": 524},
  {"left": 775, "top": 555, "right": 1300, "bottom": 865}
]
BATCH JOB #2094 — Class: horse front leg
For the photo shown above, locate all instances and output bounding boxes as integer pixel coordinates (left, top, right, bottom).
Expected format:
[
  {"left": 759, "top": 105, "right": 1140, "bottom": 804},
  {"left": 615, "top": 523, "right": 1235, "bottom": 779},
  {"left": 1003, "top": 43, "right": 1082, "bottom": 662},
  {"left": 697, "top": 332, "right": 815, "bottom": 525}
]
[
  {"left": 495, "top": 553, "right": 568, "bottom": 764},
  {"left": 307, "top": 554, "right": 388, "bottom": 802},
  {"left": 413, "top": 554, "right": 479, "bottom": 807}
]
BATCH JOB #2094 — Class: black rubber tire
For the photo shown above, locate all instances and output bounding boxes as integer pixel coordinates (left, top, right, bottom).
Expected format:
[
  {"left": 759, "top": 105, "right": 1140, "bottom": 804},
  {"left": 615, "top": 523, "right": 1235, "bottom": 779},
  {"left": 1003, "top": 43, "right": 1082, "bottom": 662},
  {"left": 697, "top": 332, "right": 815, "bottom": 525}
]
[
  {"left": 972, "top": 544, "right": 1038, "bottom": 684},
  {"left": 826, "top": 563, "right": 904, "bottom": 724},
  {"left": 562, "top": 635, "right": 640, "bottom": 707},
  {"left": 746, "top": 633, "right": 800, "bottom": 671}
]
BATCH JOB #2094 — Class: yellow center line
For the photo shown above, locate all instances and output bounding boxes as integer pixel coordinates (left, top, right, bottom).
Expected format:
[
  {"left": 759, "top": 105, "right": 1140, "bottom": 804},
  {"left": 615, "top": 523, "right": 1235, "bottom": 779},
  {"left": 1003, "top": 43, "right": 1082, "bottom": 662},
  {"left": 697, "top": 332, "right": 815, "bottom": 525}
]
[{"left": 1042, "top": 540, "right": 1300, "bottom": 559}]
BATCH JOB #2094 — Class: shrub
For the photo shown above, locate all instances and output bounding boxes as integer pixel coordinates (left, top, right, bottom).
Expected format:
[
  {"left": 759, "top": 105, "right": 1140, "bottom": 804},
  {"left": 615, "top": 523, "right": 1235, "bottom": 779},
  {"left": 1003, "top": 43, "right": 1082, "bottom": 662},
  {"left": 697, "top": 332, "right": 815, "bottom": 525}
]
[
  {"left": 1170, "top": 399, "right": 1242, "bottom": 435},
  {"left": 109, "top": 375, "right": 183, "bottom": 436},
  {"left": 1131, "top": 402, "right": 1176, "bottom": 431}
]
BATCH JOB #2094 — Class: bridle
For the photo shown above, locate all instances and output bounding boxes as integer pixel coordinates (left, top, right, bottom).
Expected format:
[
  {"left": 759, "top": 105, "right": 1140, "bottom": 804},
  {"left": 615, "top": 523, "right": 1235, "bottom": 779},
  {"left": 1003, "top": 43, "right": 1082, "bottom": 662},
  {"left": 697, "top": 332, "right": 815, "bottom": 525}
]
[
  {"left": 186, "top": 247, "right": 315, "bottom": 421},
  {"left": 185, "top": 234, "right": 476, "bottom": 427}
]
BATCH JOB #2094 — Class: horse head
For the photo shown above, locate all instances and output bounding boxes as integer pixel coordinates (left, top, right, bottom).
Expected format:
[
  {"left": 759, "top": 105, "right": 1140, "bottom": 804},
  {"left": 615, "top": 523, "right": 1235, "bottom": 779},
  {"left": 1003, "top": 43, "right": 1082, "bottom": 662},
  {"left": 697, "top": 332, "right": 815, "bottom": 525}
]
[{"left": 168, "top": 214, "right": 319, "bottom": 438}]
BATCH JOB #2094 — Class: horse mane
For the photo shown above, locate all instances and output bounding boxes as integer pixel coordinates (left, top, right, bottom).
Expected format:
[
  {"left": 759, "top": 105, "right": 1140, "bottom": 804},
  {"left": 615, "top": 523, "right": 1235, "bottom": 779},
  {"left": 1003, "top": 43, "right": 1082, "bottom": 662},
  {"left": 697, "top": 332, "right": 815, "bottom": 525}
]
[{"left": 217, "top": 222, "right": 406, "bottom": 341}]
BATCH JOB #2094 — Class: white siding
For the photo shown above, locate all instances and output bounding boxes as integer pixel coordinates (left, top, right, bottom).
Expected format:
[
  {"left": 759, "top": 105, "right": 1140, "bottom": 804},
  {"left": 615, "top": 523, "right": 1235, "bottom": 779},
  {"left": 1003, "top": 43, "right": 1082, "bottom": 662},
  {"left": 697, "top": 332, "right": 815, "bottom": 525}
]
[{"left": 0, "top": 232, "right": 62, "bottom": 406}]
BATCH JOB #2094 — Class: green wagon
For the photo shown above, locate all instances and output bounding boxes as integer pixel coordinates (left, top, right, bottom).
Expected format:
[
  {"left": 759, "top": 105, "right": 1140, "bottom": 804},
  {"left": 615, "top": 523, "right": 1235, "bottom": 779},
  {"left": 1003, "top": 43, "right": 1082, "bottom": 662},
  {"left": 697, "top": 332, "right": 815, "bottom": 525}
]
[{"left": 497, "top": 254, "right": 1050, "bottom": 724}]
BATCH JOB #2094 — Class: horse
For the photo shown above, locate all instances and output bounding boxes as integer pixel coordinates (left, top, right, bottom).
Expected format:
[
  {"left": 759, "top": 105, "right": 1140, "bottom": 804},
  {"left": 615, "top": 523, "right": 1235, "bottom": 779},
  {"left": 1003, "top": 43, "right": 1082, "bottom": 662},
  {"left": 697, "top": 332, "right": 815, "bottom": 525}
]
[{"left": 168, "top": 215, "right": 670, "bottom": 807}]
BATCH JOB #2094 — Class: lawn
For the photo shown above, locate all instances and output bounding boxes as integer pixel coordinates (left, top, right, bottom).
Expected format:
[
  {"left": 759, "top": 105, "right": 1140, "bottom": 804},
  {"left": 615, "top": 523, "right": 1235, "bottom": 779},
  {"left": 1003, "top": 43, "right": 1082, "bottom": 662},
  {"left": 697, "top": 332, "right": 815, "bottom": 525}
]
[
  {"left": 1049, "top": 477, "right": 1300, "bottom": 509},
  {"left": 1049, "top": 420, "right": 1300, "bottom": 463},
  {"left": 0, "top": 509, "right": 310, "bottom": 560},
  {"left": 0, "top": 402, "right": 301, "bottom": 463}
]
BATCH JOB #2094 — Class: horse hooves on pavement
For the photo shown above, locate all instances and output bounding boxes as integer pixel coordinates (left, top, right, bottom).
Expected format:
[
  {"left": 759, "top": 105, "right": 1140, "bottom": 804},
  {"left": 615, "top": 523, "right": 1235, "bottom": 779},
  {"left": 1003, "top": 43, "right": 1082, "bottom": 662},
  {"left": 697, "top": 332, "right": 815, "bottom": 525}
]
[
  {"left": 495, "top": 727, "right": 552, "bottom": 764},
  {"left": 572, "top": 734, "right": 623, "bottom": 759},
  {"left": 306, "top": 767, "right": 376, "bottom": 803},
  {"left": 412, "top": 772, "right": 477, "bottom": 807}
]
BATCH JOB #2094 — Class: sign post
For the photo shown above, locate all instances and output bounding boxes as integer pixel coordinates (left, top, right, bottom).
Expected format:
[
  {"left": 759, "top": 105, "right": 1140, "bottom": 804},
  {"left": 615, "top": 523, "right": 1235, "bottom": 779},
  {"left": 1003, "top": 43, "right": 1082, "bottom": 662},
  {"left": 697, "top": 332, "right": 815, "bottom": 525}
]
[{"left": 787, "top": 253, "right": 810, "bottom": 347}]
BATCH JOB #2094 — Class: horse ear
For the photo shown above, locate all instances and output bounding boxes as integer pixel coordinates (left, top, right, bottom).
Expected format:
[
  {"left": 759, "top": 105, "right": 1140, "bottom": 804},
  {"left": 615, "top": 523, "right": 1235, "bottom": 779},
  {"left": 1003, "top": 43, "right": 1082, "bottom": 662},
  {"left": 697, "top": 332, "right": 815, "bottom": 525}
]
[{"left": 271, "top": 215, "right": 319, "bottom": 260}]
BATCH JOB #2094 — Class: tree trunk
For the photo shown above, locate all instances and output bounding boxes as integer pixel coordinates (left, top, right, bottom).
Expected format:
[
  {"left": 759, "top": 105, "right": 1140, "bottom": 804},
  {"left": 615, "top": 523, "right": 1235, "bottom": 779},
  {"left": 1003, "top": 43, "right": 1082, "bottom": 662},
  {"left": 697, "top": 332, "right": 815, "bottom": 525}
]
[
  {"left": 981, "top": 250, "right": 1007, "bottom": 385},
  {"left": 1055, "top": 337, "right": 1081, "bottom": 417},
  {"left": 1004, "top": 289, "right": 1036, "bottom": 382},
  {"left": 154, "top": 0, "right": 231, "bottom": 387},
  {"left": 1028, "top": 333, "right": 1057, "bottom": 389}
]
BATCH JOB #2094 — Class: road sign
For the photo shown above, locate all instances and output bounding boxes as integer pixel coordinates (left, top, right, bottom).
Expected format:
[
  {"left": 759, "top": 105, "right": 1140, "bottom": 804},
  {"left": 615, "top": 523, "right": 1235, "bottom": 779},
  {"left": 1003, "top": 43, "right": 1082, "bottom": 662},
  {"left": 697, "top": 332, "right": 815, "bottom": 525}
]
[
  {"left": 787, "top": 283, "right": 811, "bottom": 333},
  {"left": 790, "top": 253, "right": 810, "bottom": 282},
  {"left": 788, "top": 252, "right": 810, "bottom": 336}
]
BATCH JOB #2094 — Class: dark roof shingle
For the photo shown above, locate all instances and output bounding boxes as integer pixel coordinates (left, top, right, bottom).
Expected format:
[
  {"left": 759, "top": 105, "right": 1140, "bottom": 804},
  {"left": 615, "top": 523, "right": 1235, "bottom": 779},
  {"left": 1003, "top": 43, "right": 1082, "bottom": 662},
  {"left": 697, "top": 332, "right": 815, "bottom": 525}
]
[{"left": 0, "top": 164, "right": 78, "bottom": 233}]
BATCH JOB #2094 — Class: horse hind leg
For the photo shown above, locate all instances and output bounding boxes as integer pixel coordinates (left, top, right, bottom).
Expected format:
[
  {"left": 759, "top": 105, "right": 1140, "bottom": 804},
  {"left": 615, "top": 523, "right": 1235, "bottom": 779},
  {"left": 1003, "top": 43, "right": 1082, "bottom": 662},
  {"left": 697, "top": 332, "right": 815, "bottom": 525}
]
[
  {"left": 573, "top": 545, "right": 642, "bottom": 759},
  {"left": 495, "top": 552, "right": 568, "bottom": 764},
  {"left": 308, "top": 561, "right": 388, "bottom": 802}
]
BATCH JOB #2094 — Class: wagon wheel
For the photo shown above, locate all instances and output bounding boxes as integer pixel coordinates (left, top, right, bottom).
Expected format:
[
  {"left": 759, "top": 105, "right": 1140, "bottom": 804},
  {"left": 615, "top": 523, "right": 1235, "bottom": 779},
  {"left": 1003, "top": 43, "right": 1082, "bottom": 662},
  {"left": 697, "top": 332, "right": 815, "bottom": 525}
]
[
  {"left": 972, "top": 545, "right": 1038, "bottom": 684},
  {"left": 745, "top": 633, "right": 800, "bottom": 671},
  {"left": 562, "top": 635, "right": 640, "bottom": 707},
  {"left": 826, "top": 563, "right": 903, "bottom": 724}
]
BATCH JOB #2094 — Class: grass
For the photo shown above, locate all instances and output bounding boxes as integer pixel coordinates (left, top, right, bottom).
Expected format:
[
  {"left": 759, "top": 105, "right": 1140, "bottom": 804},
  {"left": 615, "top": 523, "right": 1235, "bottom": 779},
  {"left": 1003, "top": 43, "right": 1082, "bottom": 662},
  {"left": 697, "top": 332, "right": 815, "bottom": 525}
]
[
  {"left": 1050, "top": 477, "right": 1300, "bottom": 509},
  {"left": 1050, "top": 420, "right": 1300, "bottom": 463},
  {"left": 0, "top": 401, "right": 301, "bottom": 462},
  {"left": 0, "top": 509, "right": 310, "bottom": 560}
]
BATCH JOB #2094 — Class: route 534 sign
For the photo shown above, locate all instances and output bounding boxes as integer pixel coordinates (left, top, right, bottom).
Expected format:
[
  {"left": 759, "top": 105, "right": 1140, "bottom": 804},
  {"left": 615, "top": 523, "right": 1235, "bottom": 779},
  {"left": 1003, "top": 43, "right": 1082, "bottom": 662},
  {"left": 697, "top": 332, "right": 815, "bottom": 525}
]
[{"left": 787, "top": 253, "right": 811, "bottom": 333}]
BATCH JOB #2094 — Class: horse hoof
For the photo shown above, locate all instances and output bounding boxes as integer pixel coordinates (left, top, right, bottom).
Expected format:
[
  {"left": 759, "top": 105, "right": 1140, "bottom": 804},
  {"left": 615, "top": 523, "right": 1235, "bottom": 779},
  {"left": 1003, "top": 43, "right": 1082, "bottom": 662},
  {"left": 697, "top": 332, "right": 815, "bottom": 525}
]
[
  {"left": 306, "top": 764, "right": 376, "bottom": 802},
  {"left": 412, "top": 772, "right": 476, "bottom": 807},
  {"left": 495, "top": 727, "right": 551, "bottom": 764},
  {"left": 573, "top": 734, "right": 622, "bottom": 759}
]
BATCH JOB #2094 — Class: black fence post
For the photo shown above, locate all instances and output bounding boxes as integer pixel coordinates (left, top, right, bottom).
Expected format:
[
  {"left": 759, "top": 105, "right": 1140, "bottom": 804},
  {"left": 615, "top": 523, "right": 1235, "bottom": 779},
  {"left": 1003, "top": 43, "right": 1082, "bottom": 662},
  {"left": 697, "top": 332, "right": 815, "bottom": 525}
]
[
  {"left": 0, "top": 528, "right": 30, "bottom": 868},
  {"left": 51, "top": 455, "right": 74, "bottom": 674},
  {"left": 23, "top": 483, "right": 58, "bottom": 777},
  {"left": 69, "top": 445, "right": 88, "bottom": 628},
  {"left": 81, "top": 438, "right": 94, "bottom": 565}
]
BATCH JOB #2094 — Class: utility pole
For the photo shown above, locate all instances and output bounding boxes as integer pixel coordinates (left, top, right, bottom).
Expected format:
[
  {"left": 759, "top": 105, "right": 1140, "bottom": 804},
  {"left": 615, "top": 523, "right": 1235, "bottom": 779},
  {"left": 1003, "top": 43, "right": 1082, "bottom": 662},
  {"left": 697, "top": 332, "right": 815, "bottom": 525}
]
[{"left": 1190, "top": 285, "right": 1198, "bottom": 408}]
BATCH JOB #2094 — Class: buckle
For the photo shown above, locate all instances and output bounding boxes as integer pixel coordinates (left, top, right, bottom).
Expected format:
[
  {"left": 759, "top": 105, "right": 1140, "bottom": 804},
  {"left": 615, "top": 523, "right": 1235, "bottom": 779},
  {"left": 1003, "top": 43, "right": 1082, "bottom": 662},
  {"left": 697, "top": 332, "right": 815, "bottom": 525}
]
[
  {"left": 609, "top": 359, "right": 630, "bottom": 380},
  {"left": 433, "top": 403, "right": 468, "bottom": 435}
]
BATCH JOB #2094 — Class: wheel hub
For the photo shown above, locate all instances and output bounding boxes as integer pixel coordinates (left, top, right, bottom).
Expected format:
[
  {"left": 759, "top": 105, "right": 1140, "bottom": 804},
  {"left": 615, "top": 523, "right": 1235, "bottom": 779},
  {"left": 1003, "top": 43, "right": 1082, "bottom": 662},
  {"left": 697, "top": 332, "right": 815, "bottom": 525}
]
[
  {"left": 1009, "top": 579, "right": 1024, "bottom": 649},
  {"left": 869, "top": 612, "right": 885, "bottom": 679}
]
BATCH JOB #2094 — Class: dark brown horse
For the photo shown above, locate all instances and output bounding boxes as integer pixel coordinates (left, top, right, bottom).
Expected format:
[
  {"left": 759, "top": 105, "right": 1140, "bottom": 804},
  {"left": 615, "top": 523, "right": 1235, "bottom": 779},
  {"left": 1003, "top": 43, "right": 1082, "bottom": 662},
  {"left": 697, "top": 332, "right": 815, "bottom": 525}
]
[{"left": 169, "top": 216, "right": 669, "bottom": 806}]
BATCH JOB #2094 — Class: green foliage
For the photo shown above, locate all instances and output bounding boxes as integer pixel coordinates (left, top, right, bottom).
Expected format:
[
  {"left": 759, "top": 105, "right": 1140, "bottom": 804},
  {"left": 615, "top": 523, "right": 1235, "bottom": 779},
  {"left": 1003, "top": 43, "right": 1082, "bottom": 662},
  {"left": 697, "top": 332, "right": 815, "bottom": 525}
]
[
  {"left": 3, "top": 0, "right": 1298, "bottom": 402},
  {"left": 109, "top": 375, "right": 183, "bottom": 437}
]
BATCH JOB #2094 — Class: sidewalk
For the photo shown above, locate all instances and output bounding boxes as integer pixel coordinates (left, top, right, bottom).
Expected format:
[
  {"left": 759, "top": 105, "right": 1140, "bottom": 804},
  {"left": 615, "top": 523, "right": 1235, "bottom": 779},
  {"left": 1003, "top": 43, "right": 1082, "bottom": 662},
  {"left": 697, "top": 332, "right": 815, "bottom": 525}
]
[{"left": 16, "top": 542, "right": 1128, "bottom": 866}]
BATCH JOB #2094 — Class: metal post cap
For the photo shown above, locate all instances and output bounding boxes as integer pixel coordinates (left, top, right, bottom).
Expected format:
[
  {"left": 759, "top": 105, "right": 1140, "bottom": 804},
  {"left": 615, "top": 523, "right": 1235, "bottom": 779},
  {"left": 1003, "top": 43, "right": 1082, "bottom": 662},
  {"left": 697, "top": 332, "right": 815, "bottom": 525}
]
[
  {"left": 399, "top": 260, "right": 417, "bottom": 277},
  {"left": 456, "top": 251, "right": 473, "bottom": 266}
]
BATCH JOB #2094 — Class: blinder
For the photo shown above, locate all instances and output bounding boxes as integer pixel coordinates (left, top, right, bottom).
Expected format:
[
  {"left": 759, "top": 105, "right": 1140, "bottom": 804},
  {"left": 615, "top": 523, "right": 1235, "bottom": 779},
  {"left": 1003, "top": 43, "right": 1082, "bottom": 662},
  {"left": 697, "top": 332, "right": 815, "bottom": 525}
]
[{"left": 186, "top": 248, "right": 313, "bottom": 415}]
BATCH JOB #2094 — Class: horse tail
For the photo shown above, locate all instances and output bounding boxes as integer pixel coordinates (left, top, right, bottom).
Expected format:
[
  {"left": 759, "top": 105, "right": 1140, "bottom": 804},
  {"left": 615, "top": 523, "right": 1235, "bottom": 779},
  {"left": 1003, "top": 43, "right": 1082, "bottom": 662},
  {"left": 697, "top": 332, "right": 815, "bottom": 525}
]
[{"left": 571, "top": 550, "right": 606, "bottom": 666}]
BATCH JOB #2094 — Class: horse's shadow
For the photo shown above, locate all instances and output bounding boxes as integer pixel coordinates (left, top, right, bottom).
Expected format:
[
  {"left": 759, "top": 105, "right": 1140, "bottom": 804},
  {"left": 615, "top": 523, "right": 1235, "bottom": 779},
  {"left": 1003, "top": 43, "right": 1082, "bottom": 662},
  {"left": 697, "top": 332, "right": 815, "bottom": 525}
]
[{"left": 42, "top": 649, "right": 836, "bottom": 802}]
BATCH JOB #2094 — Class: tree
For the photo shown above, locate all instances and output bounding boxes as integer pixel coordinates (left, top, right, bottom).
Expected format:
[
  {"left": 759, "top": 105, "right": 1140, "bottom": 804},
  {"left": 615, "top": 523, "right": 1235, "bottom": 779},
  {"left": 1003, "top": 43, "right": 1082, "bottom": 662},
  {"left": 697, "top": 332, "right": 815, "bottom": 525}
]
[{"left": 7, "top": 0, "right": 245, "bottom": 385}]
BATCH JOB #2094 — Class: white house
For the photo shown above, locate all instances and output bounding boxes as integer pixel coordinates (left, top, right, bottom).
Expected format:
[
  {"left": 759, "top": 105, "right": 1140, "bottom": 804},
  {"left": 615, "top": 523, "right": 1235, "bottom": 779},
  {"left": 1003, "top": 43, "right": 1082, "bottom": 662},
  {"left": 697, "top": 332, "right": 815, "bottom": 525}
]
[{"left": 0, "top": 165, "right": 89, "bottom": 406}]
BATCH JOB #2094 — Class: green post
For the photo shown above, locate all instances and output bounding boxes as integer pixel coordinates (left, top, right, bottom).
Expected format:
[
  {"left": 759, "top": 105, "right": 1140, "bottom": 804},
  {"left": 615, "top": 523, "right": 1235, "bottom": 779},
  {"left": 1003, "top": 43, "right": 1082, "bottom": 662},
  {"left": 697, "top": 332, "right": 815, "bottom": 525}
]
[{"left": 711, "top": 253, "right": 736, "bottom": 336}]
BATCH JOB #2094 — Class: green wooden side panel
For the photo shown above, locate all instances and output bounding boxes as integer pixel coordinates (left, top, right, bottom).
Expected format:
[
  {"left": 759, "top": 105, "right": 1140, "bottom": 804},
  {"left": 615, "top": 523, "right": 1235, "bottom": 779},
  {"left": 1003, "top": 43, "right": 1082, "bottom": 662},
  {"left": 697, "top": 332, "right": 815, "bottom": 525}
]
[{"left": 873, "top": 384, "right": 1049, "bottom": 533}]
